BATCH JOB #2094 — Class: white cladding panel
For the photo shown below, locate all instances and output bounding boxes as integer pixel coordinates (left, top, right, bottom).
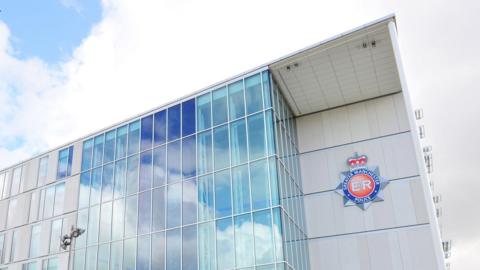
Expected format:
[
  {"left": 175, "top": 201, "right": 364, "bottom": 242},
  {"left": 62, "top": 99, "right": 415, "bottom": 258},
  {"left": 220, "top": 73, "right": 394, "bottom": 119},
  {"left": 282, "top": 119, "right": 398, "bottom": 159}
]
[
  {"left": 297, "top": 93, "right": 440, "bottom": 269},
  {"left": 296, "top": 93, "right": 409, "bottom": 153},
  {"left": 308, "top": 225, "right": 439, "bottom": 270}
]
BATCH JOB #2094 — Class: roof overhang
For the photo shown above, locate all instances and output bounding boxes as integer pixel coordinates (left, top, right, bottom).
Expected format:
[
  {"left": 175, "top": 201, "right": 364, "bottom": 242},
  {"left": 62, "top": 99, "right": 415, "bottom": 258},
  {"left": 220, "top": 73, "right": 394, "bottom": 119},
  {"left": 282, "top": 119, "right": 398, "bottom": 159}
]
[{"left": 268, "top": 15, "right": 401, "bottom": 116}]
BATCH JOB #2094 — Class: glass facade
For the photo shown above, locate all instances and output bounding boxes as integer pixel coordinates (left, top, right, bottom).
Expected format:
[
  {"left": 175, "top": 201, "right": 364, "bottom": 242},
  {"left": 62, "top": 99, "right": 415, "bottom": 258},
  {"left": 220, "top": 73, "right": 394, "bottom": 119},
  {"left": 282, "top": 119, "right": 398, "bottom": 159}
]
[
  {"left": 72, "top": 69, "right": 307, "bottom": 270},
  {"left": 0, "top": 68, "right": 307, "bottom": 270}
]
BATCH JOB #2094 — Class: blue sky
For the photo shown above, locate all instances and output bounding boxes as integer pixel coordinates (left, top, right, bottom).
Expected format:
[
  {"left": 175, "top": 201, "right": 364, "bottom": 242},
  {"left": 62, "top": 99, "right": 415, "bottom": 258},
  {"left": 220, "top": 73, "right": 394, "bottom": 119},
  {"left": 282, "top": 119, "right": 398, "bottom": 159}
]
[{"left": 1, "top": 0, "right": 101, "bottom": 63}]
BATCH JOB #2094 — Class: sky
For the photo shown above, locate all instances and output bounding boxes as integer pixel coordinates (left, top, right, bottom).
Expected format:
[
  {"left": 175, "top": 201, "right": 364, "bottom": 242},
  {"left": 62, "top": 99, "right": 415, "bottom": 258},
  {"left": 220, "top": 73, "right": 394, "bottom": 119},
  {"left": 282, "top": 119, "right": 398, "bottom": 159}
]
[{"left": 0, "top": 0, "right": 479, "bottom": 268}]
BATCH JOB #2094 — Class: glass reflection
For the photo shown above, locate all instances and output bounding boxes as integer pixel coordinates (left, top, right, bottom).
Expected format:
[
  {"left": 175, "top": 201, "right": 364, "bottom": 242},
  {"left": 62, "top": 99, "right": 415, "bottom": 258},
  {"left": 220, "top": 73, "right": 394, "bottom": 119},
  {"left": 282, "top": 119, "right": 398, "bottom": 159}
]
[
  {"left": 116, "top": 125, "right": 128, "bottom": 160},
  {"left": 98, "top": 243, "right": 110, "bottom": 270},
  {"left": 216, "top": 218, "right": 234, "bottom": 270},
  {"left": 114, "top": 159, "right": 126, "bottom": 199},
  {"left": 168, "top": 104, "right": 181, "bottom": 141},
  {"left": 102, "top": 163, "right": 114, "bottom": 202},
  {"left": 198, "top": 174, "right": 214, "bottom": 222},
  {"left": 182, "top": 98, "right": 196, "bottom": 136},
  {"left": 232, "top": 164, "right": 250, "bottom": 214},
  {"left": 253, "top": 210, "right": 275, "bottom": 264},
  {"left": 153, "top": 145, "right": 166, "bottom": 187},
  {"left": 247, "top": 112, "right": 266, "bottom": 160},
  {"left": 228, "top": 80, "right": 245, "bottom": 120},
  {"left": 138, "top": 191, "right": 151, "bottom": 235},
  {"left": 141, "top": 115, "right": 153, "bottom": 152},
  {"left": 104, "top": 130, "right": 116, "bottom": 163},
  {"left": 151, "top": 232, "right": 165, "bottom": 270},
  {"left": 197, "top": 130, "right": 212, "bottom": 175},
  {"left": 182, "top": 225, "right": 197, "bottom": 270},
  {"left": 167, "top": 182, "right": 181, "bottom": 228},
  {"left": 196, "top": 93, "right": 211, "bottom": 131},
  {"left": 198, "top": 221, "right": 216, "bottom": 270},
  {"left": 127, "top": 121, "right": 140, "bottom": 156},
  {"left": 166, "top": 229, "right": 181, "bottom": 270},
  {"left": 182, "top": 179, "right": 197, "bottom": 225},
  {"left": 139, "top": 150, "right": 152, "bottom": 191},
  {"left": 154, "top": 110, "right": 166, "bottom": 146},
  {"left": 137, "top": 234, "right": 150, "bottom": 270},
  {"left": 90, "top": 167, "right": 102, "bottom": 206},
  {"left": 167, "top": 141, "right": 181, "bottom": 183},
  {"left": 212, "top": 87, "right": 228, "bottom": 126},
  {"left": 182, "top": 135, "right": 196, "bottom": 179},
  {"left": 230, "top": 119, "right": 248, "bottom": 166},
  {"left": 110, "top": 241, "right": 123, "bottom": 270},
  {"left": 126, "top": 155, "right": 139, "bottom": 195},
  {"left": 245, "top": 73, "right": 263, "bottom": 114},
  {"left": 235, "top": 213, "right": 254, "bottom": 268},
  {"left": 99, "top": 202, "right": 112, "bottom": 243},
  {"left": 250, "top": 159, "right": 270, "bottom": 210},
  {"left": 213, "top": 125, "right": 229, "bottom": 170},
  {"left": 123, "top": 238, "right": 136, "bottom": 270},
  {"left": 214, "top": 169, "right": 231, "bottom": 218},
  {"left": 125, "top": 195, "right": 137, "bottom": 238},
  {"left": 112, "top": 199, "right": 125, "bottom": 241},
  {"left": 153, "top": 187, "right": 166, "bottom": 231}
]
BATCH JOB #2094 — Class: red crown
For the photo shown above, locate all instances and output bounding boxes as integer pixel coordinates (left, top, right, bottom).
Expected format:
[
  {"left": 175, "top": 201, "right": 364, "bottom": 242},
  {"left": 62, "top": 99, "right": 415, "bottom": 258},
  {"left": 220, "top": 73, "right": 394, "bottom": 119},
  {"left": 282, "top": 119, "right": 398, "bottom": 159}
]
[{"left": 347, "top": 153, "right": 368, "bottom": 168}]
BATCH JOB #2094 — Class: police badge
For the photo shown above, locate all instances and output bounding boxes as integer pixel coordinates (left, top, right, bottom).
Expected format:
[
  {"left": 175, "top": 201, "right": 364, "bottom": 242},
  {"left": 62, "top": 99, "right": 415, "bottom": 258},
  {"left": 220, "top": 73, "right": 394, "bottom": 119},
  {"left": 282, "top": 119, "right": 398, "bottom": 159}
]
[{"left": 335, "top": 153, "right": 389, "bottom": 210}]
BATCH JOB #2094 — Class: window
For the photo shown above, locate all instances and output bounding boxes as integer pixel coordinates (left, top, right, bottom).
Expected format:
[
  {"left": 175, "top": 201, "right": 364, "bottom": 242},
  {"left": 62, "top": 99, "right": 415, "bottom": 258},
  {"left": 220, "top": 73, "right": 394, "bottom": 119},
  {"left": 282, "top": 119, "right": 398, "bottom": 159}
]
[
  {"left": 216, "top": 218, "right": 234, "bottom": 269},
  {"left": 0, "top": 172, "right": 5, "bottom": 199},
  {"left": 10, "top": 229, "right": 18, "bottom": 262},
  {"left": 152, "top": 232, "right": 165, "bottom": 270},
  {"left": 37, "top": 156, "right": 49, "bottom": 187},
  {"left": 123, "top": 238, "right": 136, "bottom": 270},
  {"left": 152, "top": 186, "right": 165, "bottom": 231},
  {"left": 182, "top": 98, "right": 196, "bottom": 137},
  {"left": 198, "top": 174, "right": 214, "bottom": 222},
  {"left": 7, "top": 198, "right": 17, "bottom": 228},
  {"left": 141, "top": 115, "right": 153, "bottom": 152},
  {"left": 39, "top": 182, "right": 65, "bottom": 219},
  {"left": 23, "top": 262, "right": 38, "bottom": 270},
  {"left": 0, "top": 233, "right": 5, "bottom": 264},
  {"left": 10, "top": 166, "right": 22, "bottom": 196},
  {"left": 137, "top": 234, "right": 151, "bottom": 269},
  {"left": 81, "top": 139, "right": 94, "bottom": 172},
  {"left": 182, "top": 179, "right": 197, "bottom": 225},
  {"left": 104, "top": 130, "right": 116, "bottom": 163},
  {"left": 196, "top": 93, "right": 211, "bottom": 131},
  {"left": 57, "top": 146, "right": 73, "bottom": 179},
  {"left": 49, "top": 219, "right": 63, "bottom": 254},
  {"left": 198, "top": 222, "right": 215, "bottom": 270},
  {"left": 154, "top": 110, "right": 167, "bottom": 145},
  {"left": 115, "top": 125, "right": 128, "bottom": 159},
  {"left": 99, "top": 202, "right": 112, "bottom": 243},
  {"left": 98, "top": 243, "right": 110, "bottom": 270},
  {"left": 228, "top": 80, "right": 245, "bottom": 120},
  {"left": 245, "top": 73, "right": 263, "bottom": 114},
  {"left": 167, "top": 104, "right": 181, "bottom": 141},
  {"left": 235, "top": 213, "right": 254, "bottom": 268},
  {"left": 138, "top": 191, "right": 151, "bottom": 234},
  {"left": 214, "top": 169, "right": 231, "bottom": 218},
  {"left": 110, "top": 241, "right": 122, "bottom": 270},
  {"left": 87, "top": 206, "right": 100, "bottom": 245},
  {"left": 197, "top": 130, "right": 212, "bottom": 175},
  {"left": 230, "top": 119, "right": 248, "bottom": 166},
  {"left": 43, "top": 257, "right": 59, "bottom": 270},
  {"left": 30, "top": 224, "right": 41, "bottom": 258},
  {"left": 182, "top": 135, "right": 196, "bottom": 179},
  {"left": 1, "top": 171, "right": 10, "bottom": 199},
  {"left": 182, "top": 225, "right": 197, "bottom": 270},
  {"left": 166, "top": 228, "right": 181, "bottom": 270},
  {"left": 212, "top": 87, "right": 228, "bottom": 126},
  {"left": 213, "top": 125, "right": 229, "bottom": 170},
  {"left": 127, "top": 120, "right": 140, "bottom": 156}
]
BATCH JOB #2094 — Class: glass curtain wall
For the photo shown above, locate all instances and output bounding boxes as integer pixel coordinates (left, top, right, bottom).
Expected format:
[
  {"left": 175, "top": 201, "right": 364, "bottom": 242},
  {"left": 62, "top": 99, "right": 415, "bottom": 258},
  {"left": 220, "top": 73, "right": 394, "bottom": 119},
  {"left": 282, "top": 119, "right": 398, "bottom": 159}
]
[
  {"left": 74, "top": 69, "right": 306, "bottom": 270},
  {"left": 270, "top": 79, "right": 309, "bottom": 270}
]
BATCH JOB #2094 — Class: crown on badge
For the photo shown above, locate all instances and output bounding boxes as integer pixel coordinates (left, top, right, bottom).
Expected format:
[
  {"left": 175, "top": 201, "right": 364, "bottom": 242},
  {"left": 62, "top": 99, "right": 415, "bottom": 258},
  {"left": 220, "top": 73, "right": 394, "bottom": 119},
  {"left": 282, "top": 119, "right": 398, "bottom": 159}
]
[{"left": 347, "top": 153, "right": 368, "bottom": 169}]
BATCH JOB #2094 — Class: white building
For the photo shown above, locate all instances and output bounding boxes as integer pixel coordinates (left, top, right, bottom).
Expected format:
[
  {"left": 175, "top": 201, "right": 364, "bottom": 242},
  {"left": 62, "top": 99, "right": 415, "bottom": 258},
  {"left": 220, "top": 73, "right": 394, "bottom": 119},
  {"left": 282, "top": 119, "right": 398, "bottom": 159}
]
[{"left": 0, "top": 15, "right": 445, "bottom": 270}]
